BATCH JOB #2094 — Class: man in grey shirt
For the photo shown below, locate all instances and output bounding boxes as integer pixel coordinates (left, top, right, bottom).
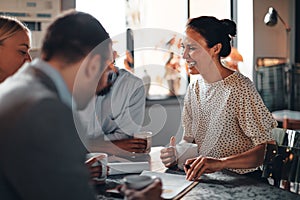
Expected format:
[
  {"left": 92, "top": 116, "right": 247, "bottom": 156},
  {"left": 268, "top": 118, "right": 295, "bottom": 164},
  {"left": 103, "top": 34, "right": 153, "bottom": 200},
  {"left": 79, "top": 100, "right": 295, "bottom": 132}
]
[{"left": 79, "top": 57, "right": 147, "bottom": 156}]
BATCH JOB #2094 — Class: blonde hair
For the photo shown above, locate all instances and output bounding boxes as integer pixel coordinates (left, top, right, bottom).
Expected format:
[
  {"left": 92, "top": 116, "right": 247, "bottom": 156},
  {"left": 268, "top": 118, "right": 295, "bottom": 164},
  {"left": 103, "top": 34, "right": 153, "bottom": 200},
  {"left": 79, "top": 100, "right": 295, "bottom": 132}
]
[{"left": 0, "top": 15, "right": 29, "bottom": 45}]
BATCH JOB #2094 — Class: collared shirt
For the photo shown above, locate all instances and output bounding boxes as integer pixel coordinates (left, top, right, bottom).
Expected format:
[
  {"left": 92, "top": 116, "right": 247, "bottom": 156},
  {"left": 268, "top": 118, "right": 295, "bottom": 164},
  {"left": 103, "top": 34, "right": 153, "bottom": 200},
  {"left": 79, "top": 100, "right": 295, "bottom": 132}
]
[
  {"left": 79, "top": 69, "right": 146, "bottom": 140},
  {"left": 29, "top": 58, "right": 75, "bottom": 109}
]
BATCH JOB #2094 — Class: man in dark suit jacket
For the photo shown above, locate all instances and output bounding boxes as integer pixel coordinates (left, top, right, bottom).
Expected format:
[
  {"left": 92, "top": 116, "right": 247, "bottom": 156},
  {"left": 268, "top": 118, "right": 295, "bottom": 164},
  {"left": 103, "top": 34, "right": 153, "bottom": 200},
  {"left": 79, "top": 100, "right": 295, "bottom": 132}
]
[{"left": 0, "top": 11, "right": 113, "bottom": 200}]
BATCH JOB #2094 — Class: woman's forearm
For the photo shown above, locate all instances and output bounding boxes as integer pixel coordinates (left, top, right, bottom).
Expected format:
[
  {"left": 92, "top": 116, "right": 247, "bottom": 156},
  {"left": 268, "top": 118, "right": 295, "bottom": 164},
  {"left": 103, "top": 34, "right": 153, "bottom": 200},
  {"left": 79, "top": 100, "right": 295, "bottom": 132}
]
[{"left": 220, "top": 143, "right": 267, "bottom": 169}]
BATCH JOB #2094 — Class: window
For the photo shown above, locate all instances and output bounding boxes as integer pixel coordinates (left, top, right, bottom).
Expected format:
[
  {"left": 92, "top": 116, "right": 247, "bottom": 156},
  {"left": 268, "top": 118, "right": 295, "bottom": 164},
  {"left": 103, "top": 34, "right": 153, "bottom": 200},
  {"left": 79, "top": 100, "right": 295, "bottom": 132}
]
[{"left": 77, "top": 0, "right": 232, "bottom": 98}]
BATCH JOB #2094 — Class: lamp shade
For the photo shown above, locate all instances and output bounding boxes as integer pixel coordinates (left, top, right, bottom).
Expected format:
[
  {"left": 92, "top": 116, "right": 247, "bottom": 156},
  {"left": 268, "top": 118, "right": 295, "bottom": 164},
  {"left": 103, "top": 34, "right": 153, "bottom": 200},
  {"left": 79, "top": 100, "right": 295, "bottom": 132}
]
[{"left": 264, "top": 7, "right": 278, "bottom": 26}]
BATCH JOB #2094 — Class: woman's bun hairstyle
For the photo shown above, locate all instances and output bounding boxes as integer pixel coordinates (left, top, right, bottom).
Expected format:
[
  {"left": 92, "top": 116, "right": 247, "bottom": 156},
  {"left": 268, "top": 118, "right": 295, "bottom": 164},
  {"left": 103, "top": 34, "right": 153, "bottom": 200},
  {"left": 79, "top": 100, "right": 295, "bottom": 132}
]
[{"left": 187, "top": 16, "right": 237, "bottom": 57}]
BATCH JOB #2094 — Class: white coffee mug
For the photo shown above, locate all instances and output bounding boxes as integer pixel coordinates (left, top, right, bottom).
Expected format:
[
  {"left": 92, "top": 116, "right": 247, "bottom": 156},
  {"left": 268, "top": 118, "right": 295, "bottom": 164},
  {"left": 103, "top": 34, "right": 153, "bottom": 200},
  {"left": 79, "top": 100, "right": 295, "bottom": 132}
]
[
  {"left": 176, "top": 143, "right": 198, "bottom": 170},
  {"left": 86, "top": 152, "right": 108, "bottom": 181},
  {"left": 134, "top": 131, "right": 152, "bottom": 153}
]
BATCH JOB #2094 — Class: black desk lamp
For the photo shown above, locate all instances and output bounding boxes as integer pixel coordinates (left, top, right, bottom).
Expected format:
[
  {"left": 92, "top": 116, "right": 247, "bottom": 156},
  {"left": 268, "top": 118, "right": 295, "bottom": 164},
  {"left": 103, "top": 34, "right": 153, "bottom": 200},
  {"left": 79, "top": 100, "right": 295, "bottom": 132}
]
[
  {"left": 264, "top": 7, "right": 292, "bottom": 109},
  {"left": 264, "top": 7, "right": 291, "bottom": 31}
]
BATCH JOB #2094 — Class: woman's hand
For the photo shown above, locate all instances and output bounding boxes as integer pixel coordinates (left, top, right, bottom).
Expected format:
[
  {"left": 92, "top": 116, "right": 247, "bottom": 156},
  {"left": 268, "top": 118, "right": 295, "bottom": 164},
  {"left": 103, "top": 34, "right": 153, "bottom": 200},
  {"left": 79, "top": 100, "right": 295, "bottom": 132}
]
[
  {"left": 160, "top": 136, "right": 177, "bottom": 168},
  {"left": 184, "top": 156, "right": 224, "bottom": 181},
  {"left": 184, "top": 143, "right": 268, "bottom": 181},
  {"left": 120, "top": 178, "right": 163, "bottom": 200}
]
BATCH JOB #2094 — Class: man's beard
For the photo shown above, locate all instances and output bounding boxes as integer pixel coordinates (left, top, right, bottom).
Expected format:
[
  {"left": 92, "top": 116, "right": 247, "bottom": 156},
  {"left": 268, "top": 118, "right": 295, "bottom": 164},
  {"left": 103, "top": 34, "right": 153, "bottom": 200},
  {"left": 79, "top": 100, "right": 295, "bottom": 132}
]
[
  {"left": 96, "top": 68, "right": 118, "bottom": 96},
  {"left": 96, "top": 85, "right": 113, "bottom": 96}
]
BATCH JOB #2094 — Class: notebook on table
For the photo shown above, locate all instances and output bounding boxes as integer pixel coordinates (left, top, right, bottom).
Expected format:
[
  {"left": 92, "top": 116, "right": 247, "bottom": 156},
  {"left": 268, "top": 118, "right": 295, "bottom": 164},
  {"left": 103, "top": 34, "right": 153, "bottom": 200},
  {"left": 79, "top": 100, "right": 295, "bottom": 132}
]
[{"left": 140, "top": 170, "right": 198, "bottom": 200}]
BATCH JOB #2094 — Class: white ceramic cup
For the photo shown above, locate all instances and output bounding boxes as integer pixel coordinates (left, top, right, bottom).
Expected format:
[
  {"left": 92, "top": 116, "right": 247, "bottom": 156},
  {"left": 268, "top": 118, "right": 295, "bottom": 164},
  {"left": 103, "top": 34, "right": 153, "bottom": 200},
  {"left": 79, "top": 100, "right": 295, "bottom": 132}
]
[
  {"left": 86, "top": 152, "right": 108, "bottom": 182},
  {"left": 134, "top": 131, "right": 152, "bottom": 153},
  {"left": 176, "top": 143, "right": 198, "bottom": 170}
]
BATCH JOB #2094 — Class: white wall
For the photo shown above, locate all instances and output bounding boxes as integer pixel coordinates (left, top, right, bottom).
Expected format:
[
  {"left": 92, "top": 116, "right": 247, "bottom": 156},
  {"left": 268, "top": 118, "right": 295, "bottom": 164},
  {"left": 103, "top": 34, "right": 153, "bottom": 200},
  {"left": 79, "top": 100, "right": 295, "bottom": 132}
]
[
  {"left": 253, "top": 0, "right": 292, "bottom": 61},
  {"left": 252, "top": 0, "right": 294, "bottom": 83},
  {"left": 189, "top": 0, "right": 231, "bottom": 19},
  {"left": 143, "top": 0, "right": 187, "bottom": 33},
  {"left": 76, "top": 0, "right": 126, "bottom": 37},
  {"left": 237, "top": 0, "right": 254, "bottom": 80}
]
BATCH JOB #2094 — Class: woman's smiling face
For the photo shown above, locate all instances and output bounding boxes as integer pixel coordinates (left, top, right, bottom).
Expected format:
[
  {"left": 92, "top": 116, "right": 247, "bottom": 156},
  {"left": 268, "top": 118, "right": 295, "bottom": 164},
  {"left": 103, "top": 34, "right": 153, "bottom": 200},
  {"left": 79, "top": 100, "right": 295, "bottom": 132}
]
[{"left": 181, "top": 28, "right": 215, "bottom": 75}]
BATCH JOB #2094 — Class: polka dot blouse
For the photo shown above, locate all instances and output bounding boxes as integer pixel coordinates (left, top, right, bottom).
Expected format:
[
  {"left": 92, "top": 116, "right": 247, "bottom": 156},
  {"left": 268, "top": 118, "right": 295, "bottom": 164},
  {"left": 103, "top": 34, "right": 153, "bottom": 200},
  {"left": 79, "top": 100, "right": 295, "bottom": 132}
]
[{"left": 182, "top": 71, "right": 277, "bottom": 174}]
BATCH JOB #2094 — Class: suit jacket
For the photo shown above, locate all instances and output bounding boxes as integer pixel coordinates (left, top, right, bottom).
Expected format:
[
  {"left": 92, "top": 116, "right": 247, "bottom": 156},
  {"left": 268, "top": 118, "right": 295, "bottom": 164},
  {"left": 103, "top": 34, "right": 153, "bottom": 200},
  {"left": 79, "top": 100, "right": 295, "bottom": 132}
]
[{"left": 0, "top": 63, "right": 96, "bottom": 200}]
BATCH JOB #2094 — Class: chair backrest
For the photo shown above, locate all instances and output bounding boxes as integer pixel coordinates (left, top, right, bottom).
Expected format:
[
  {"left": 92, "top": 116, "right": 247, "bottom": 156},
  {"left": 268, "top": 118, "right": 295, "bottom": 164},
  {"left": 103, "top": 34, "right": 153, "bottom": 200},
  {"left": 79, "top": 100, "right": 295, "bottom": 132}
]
[
  {"left": 271, "top": 128, "right": 286, "bottom": 145},
  {"left": 283, "top": 118, "right": 300, "bottom": 130},
  {"left": 271, "top": 128, "right": 300, "bottom": 148}
]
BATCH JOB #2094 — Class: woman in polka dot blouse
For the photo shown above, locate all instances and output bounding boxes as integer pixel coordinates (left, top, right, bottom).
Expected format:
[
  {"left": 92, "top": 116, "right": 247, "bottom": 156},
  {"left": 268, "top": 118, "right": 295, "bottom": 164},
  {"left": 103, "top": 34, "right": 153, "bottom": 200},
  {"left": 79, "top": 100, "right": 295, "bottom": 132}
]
[{"left": 160, "top": 16, "right": 277, "bottom": 181}]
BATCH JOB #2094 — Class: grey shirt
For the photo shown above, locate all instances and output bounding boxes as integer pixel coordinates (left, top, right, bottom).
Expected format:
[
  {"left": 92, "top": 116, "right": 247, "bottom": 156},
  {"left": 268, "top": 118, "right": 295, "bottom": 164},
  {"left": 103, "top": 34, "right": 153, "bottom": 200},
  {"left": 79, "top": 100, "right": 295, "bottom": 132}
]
[{"left": 79, "top": 69, "right": 146, "bottom": 140}]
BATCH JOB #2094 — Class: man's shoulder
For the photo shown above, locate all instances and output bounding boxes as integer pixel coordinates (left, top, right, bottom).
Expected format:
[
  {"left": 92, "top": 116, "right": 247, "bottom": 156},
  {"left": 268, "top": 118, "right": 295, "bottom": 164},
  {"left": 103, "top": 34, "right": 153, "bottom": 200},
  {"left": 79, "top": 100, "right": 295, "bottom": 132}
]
[
  {"left": 0, "top": 70, "right": 58, "bottom": 116},
  {"left": 114, "top": 69, "right": 144, "bottom": 91},
  {"left": 118, "top": 69, "right": 143, "bottom": 83},
  {"left": 0, "top": 77, "right": 71, "bottom": 147}
]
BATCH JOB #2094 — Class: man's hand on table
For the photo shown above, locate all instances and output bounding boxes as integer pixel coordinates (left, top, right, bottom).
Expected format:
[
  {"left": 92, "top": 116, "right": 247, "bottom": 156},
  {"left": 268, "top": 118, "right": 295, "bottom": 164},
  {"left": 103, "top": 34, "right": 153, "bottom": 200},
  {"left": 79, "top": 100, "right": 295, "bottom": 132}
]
[
  {"left": 85, "top": 155, "right": 108, "bottom": 185},
  {"left": 120, "top": 178, "right": 163, "bottom": 200},
  {"left": 112, "top": 138, "right": 147, "bottom": 154}
]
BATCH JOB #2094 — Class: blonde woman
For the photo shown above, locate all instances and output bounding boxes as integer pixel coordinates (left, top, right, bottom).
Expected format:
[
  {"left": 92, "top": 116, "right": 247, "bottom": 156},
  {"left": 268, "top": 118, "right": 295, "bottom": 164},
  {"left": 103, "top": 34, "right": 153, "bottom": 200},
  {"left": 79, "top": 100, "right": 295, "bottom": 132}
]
[{"left": 0, "top": 15, "right": 32, "bottom": 83}]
